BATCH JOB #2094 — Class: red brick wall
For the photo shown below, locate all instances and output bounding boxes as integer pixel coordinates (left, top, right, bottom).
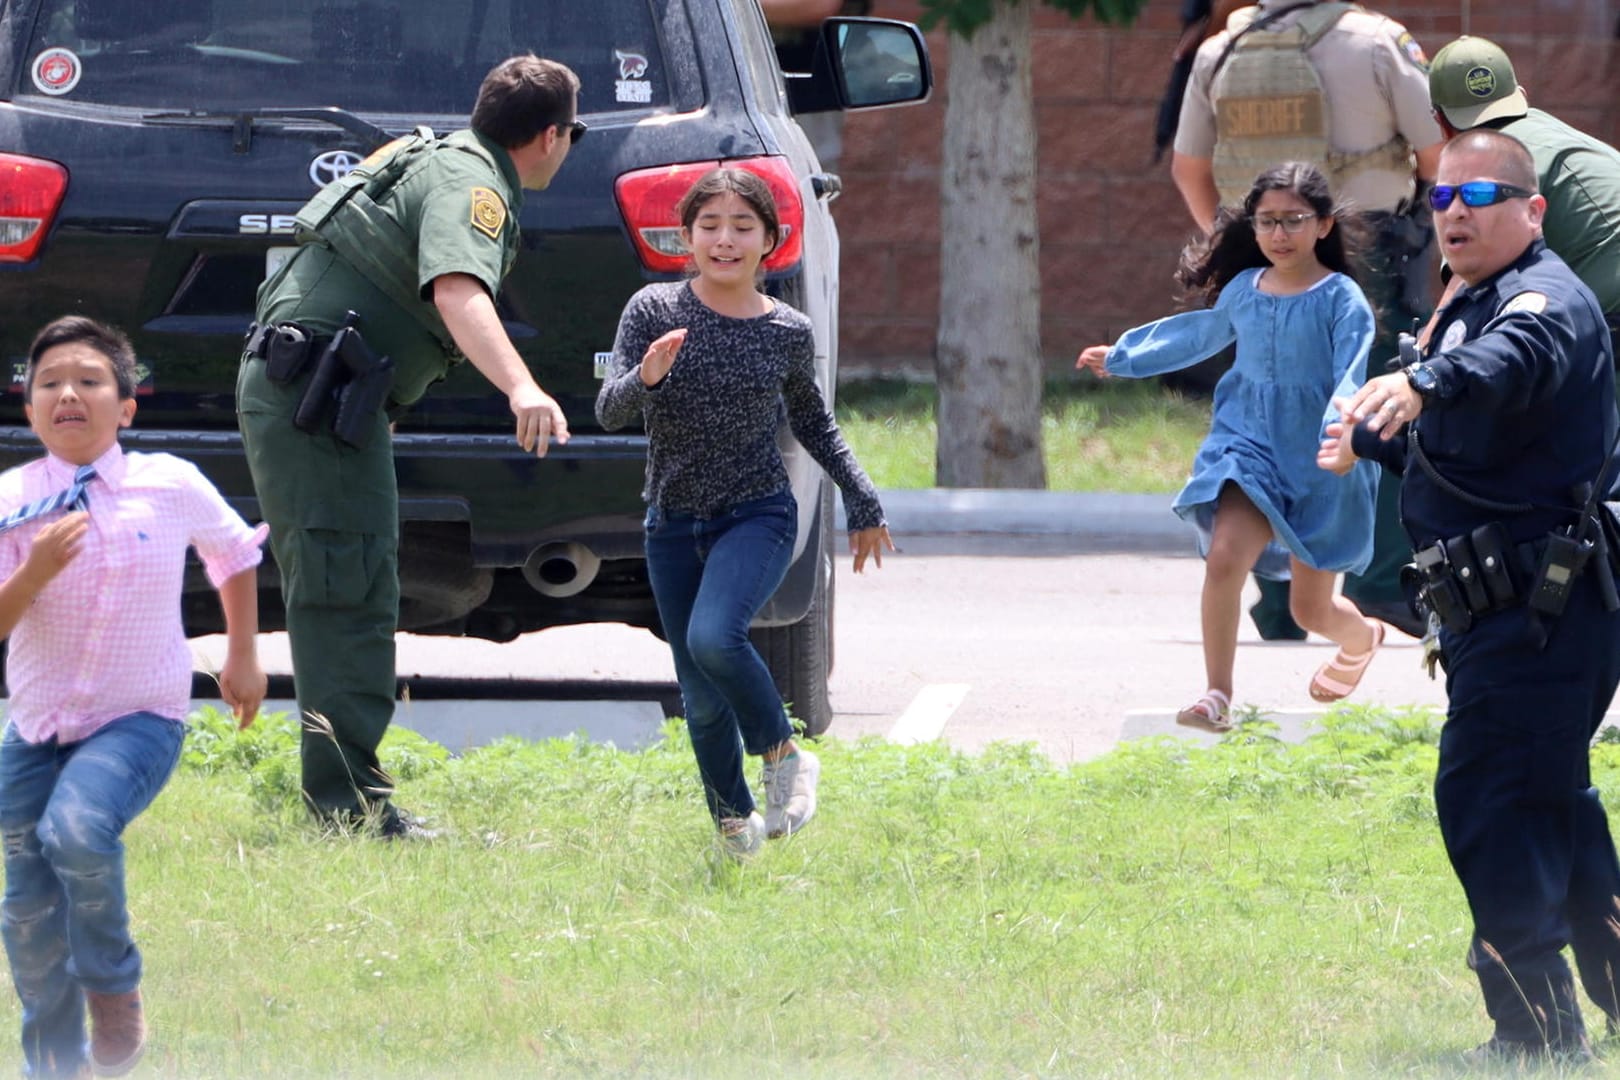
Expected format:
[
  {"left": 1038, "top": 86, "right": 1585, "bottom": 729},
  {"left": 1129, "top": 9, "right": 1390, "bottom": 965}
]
[{"left": 835, "top": 0, "right": 1620, "bottom": 378}]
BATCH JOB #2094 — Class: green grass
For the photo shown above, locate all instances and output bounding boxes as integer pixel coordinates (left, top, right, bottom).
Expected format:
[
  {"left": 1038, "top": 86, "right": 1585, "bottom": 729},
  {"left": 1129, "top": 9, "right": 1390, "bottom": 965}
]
[
  {"left": 21, "top": 705, "right": 1611, "bottom": 1077},
  {"left": 835, "top": 379, "right": 1212, "bottom": 493}
]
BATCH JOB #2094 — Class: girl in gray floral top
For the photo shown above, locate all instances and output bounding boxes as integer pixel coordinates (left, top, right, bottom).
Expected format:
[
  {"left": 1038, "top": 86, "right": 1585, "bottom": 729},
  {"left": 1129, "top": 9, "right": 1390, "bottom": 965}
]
[{"left": 597, "top": 168, "right": 892, "bottom": 858}]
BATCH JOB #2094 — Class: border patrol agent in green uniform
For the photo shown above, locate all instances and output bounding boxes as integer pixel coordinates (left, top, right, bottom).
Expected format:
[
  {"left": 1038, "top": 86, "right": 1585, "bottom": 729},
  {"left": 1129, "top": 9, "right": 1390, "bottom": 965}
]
[
  {"left": 1428, "top": 36, "right": 1620, "bottom": 357},
  {"left": 236, "top": 56, "right": 581, "bottom": 837}
]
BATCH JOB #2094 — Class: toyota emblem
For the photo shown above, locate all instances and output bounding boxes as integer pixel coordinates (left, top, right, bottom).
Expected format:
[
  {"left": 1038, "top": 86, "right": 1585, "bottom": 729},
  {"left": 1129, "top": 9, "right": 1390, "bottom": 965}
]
[{"left": 308, "top": 150, "right": 363, "bottom": 188}]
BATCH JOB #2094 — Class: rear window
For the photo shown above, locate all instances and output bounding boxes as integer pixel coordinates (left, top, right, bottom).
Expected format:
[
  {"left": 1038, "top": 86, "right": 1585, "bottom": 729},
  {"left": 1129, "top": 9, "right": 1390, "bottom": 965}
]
[{"left": 18, "top": 0, "right": 669, "bottom": 115}]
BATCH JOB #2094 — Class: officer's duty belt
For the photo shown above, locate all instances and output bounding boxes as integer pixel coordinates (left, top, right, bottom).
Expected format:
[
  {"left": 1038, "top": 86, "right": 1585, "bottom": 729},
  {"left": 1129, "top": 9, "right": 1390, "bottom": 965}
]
[
  {"left": 1405, "top": 521, "right": 1620, "bottom": 637},
  {"left": 243, "top": 318, "right": 398, "bottom": 449},
  {"left": 1403, "top": 525, "right": 1552, "bottom": 634},
  {"left": 244, "top": 320, "right": 325, "bottom": 377}
]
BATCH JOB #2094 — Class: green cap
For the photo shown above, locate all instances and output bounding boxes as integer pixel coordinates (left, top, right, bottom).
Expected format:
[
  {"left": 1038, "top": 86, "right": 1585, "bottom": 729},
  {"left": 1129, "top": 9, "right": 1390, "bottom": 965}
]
[{"left": 1429, "top": 36, "right": 1529, "bottom": 129}]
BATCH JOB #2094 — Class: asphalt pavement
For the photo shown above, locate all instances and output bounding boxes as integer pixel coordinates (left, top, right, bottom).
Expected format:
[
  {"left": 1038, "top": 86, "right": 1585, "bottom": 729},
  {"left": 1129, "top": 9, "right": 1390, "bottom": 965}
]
[
  {"left": 191, "top": 486, "right": 1461, "bottom": 760},
  {"left": 828, "top": 486, "right": 1461, "bottom": 758}
]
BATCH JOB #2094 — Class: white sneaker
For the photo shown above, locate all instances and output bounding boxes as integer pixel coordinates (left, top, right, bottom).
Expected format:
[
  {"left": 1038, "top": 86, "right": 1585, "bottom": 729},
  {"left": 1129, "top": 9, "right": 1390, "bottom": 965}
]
[
  {"left": 718, "top": 812, "right": 766, "bottom": 860},
  {"left": 761, "top": 748, "right": 820, "bottom": 838}
]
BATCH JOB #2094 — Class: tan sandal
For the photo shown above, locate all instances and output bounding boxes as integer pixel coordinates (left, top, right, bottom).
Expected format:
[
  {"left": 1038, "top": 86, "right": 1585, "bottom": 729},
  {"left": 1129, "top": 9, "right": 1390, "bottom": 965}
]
[
  {"left": 1308, "top": 620, "right": 1384, "bottom": 702},
  {"left": 1177, "top": 689, "right": 1232, "bottom": 733}
]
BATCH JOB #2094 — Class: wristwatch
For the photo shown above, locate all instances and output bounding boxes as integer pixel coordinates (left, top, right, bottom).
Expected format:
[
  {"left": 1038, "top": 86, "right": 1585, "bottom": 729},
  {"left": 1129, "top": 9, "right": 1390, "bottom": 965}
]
[{"left": 1404, "top": 362, "right": 1440, "bottom": 400}]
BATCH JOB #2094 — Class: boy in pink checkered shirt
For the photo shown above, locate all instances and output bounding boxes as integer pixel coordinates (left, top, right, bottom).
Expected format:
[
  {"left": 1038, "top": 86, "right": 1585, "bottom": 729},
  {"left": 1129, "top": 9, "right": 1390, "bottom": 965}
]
[{"left": 0, "top": 316, "right": 266, "bottom": 1079}]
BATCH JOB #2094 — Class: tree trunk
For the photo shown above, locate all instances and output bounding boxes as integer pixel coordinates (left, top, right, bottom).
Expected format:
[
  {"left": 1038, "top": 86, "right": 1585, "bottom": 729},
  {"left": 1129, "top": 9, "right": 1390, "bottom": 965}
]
[{"left": 934, "top": 1, "right": 1046, "bottom": 489}]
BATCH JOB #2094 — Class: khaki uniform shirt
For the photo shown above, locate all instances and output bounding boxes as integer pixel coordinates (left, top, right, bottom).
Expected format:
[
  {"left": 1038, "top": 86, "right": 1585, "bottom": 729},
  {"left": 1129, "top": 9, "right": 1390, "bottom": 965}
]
[
  {"left": 256, "top": 128, "right": 524, "bottom": 407},
  {"left": 1175, "top": 0, "right": 1442, "bottom": 212}
]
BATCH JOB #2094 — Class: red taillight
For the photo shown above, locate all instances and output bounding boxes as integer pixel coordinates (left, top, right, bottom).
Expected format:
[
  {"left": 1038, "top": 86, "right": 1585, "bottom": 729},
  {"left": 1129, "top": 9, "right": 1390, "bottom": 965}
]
[
  {"left": 0, "top": 153, "right": 69, "bottom": 264},
  {"left": 614, "top": 157, "right": 805, "bottom": 274}
]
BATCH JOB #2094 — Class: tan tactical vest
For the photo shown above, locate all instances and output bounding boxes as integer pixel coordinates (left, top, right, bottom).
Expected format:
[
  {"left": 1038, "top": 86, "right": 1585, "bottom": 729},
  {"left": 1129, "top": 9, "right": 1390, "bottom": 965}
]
[
  {"left": 1211, "top": 3, "right": 1413, "bottom": 203},
  {"left": 294, "top": 127, "right": 504, "bottom": 357}
]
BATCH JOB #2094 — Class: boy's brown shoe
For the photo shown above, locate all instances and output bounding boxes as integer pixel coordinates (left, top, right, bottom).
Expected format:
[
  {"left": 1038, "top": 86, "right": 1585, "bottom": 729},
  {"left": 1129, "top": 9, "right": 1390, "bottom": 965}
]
[{"left": 85, "top": 988, "right": 146, "bottom": 1077}]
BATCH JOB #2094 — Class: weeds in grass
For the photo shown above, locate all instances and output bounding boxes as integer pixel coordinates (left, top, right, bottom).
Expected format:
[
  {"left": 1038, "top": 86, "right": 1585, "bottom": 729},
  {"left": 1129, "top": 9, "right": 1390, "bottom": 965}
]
[{"left": 31, "top": 703, "right": 1599, "bottom": 1077}]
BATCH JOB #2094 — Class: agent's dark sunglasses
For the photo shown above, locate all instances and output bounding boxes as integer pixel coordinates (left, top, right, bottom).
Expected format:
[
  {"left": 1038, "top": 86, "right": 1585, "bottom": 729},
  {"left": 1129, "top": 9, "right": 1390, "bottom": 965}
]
[
  {"left": 1427, "top": 181, "right": 1533, "bottom": 211},
  {"left": 561, "top": 119, "right": 587, "bottom": 144}
]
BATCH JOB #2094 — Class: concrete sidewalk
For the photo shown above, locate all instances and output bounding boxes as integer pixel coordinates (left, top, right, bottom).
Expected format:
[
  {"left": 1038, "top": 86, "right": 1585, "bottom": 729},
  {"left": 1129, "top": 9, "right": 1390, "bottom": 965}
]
[
  {"left": 843, "top": 488, "right": 1182, "bottom": 537},
  {"left": 840, "top": 488, "right": 1193, "bottom": 550}
]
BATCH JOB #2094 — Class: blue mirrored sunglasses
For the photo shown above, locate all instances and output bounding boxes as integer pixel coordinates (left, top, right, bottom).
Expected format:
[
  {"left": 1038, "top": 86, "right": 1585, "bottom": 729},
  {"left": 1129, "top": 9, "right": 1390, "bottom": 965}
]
[{"left": 1427, "top": 181, "right": 1534, "bottom": 211}]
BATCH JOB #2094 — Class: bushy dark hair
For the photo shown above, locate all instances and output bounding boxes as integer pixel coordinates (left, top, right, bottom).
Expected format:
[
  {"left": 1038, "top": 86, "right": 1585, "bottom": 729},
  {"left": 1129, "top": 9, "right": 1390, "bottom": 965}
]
[
  {"left": 676, "top": 168, "right": 781, "bottom": 255},
  {"left": 470, "top": 55, "right": 580, "bottom": 150},
  {"left": 26, "top": 316, "right": 139, "bottom": 399},
  {"left": 1176, "top": 161, "right": 1367, "bottom": 307}
]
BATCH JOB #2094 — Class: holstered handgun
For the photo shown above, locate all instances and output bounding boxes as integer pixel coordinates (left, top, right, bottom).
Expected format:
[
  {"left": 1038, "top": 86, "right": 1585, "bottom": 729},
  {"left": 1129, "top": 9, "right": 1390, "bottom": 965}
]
[
  {"left": 291, "top": 314, "right": 353, "bottom": 436},
  {"left": 333, "top": 337, "right": 394, "bottom": 449},
  {"left": 291, "top": 311, "right": 394, "bottom": 448},
  {"left": 1408, "top": 542, "right": 1472, "bottom": 633}
]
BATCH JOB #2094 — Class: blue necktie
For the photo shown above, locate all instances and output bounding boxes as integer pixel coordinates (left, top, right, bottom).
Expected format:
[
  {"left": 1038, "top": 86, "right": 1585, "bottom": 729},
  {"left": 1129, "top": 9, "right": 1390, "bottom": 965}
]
[{"left": 0, "top": 465, "right": 95, "bottom": 535}]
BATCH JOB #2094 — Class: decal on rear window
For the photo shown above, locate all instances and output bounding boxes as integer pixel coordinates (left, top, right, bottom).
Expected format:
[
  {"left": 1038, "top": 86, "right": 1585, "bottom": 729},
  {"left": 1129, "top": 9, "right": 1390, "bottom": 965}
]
[
  {"left": 615, "top": 48, "right": 652, "bottom": 104},
  {"left": 31, "top": 48, "right": 81, "bottom": 96}
]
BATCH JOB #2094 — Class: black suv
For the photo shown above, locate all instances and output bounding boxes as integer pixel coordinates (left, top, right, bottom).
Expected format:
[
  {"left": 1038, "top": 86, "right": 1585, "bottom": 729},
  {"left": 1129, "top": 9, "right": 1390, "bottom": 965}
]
[{"left": 0, "top": 0, "right": 929, "bottom": 735}]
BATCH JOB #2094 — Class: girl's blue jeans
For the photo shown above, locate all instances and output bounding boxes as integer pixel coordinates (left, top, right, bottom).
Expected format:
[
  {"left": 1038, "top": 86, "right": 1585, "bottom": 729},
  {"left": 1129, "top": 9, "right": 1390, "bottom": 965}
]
[
  {"left": 646, "top": 491, "right": 797, "bottom": 824},
  {"left": 0, "top": 713, "right": 185, "bottom": 1079}
]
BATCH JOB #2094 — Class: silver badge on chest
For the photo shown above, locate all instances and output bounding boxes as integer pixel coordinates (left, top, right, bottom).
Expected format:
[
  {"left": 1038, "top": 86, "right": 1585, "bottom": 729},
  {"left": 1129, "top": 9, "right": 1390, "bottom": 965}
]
[{"left": 1439, "top": 320, "right": 1468, "bottom": 353}]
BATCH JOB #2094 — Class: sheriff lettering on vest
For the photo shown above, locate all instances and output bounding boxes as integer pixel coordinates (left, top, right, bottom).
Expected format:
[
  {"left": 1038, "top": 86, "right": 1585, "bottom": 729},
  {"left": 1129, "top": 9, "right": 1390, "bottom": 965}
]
[
  {"left": 1172, "top": 0, "right": 1443, "bottom": 238},
  {"left": 1171, "top": 0, "right": 1446, "bottom": 641},
  {"left": 236, "top": 55, "right": 580, "bottom": 840}
]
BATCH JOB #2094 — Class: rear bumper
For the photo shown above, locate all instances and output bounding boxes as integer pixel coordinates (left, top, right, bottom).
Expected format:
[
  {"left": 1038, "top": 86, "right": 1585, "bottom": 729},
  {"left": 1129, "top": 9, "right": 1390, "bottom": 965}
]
[{"left": 0, "top": 426, "right": 823, "bottom": 634}]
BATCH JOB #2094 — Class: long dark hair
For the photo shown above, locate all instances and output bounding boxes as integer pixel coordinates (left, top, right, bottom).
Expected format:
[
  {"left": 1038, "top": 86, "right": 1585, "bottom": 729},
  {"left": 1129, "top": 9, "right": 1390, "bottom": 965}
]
[{"left": 1176, "top": 161, "right": 1365, "bottom": 307}]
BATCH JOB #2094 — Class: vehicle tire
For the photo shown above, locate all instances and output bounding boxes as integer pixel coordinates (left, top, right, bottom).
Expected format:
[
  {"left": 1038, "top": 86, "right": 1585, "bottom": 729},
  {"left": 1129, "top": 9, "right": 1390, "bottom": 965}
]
[
  {"left": 396, "top": 523, "right": 492, "bottom": 631},
  {"left": 751, "top": 486, "right": 835, "bottom": 737}
]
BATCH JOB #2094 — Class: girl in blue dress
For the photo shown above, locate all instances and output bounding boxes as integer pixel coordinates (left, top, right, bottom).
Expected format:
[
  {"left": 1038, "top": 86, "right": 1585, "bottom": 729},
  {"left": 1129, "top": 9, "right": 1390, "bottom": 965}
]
[{"left": 1077, "top": 161, "right": 1383, "bottom": 732}]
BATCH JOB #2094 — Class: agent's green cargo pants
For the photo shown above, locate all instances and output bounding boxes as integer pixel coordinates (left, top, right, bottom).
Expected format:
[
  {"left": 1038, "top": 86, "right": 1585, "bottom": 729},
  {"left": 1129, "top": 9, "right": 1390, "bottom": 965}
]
[{"left": 237, "top": 352, "right": 400, "bottom": 822}]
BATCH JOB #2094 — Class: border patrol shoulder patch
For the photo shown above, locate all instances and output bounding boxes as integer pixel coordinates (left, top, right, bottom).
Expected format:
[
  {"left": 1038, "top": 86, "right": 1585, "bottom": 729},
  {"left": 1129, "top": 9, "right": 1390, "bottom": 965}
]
[{"left": 470, "top": 187, "right": 506, "bottom": 240}]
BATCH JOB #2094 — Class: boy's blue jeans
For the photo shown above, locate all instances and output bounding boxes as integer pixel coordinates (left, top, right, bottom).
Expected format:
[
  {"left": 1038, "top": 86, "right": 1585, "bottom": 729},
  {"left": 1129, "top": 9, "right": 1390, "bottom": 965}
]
[
  {"left": 0, "top": 713, "right": 185, "bottom": 1079},
  {"left": 646, "top": 492, "right": 797, "bottom": 824}
]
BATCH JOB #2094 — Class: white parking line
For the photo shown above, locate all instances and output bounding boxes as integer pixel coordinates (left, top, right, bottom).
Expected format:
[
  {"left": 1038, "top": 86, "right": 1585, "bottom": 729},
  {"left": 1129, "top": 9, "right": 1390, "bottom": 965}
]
[{"left": 888, "top": 683, "right": 971, "bottom": 746}]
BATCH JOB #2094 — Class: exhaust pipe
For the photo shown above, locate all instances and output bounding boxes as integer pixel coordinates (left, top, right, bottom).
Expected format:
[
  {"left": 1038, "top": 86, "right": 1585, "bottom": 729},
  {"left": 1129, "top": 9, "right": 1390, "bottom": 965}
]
[{"left": 522, "top": 541, "right": 601, "bottom": 598}]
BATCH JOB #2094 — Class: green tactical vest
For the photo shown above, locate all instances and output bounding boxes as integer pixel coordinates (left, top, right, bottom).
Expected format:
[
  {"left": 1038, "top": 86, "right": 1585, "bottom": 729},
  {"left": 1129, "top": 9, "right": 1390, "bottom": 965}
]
[
  {"left": 1211, "top": 3, "right": 1412, "bottom": 204},
  {"left": 293, "top": 127, "right": 509, "bottom": 358}
]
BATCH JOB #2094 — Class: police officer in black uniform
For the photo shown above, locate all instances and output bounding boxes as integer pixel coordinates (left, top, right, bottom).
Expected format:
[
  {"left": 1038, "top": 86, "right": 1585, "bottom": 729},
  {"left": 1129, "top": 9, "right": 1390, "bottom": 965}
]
[{"left": 1319, "top": 128, "right": 1620, "bottom": 1062}]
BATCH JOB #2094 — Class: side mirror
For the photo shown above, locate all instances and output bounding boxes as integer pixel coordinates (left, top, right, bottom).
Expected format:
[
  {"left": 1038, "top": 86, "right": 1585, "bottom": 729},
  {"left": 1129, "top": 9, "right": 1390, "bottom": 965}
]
[{"left": 785, "top": 17, "right": 933, "bottom": 116}]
